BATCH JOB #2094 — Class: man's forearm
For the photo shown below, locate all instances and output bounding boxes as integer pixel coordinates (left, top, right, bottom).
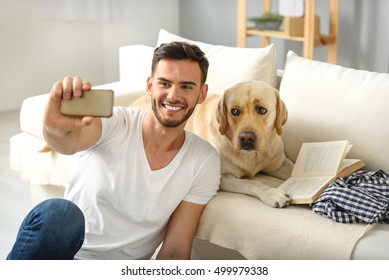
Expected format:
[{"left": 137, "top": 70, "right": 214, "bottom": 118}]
[{"left": 43, "top": 125, "right": 80, "bottom": 155}]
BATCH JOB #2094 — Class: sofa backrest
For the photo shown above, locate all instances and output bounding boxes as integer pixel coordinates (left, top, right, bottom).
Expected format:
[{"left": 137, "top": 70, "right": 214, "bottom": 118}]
[
  {"left": 280, "top": 51, "right": 389, "bottom": 172},
  {"left": 119, "top": 44, "right": 154, "bottom": 89},
  {"left": 119, "top": 29, "right": 278, "bottom": 96},
  {"left": 156, "top": 29, "right": 278, "bottom": 95}
]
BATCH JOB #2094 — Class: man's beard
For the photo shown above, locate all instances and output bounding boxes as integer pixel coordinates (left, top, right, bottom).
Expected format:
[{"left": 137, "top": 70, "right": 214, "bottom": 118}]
[{"left": 151, "top": 98, "right": 195, "bottom": 128}]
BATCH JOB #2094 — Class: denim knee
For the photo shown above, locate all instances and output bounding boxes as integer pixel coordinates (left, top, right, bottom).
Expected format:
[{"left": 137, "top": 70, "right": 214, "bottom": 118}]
[{"left": 7, "top": 198, "right": 85, "bottom": 260}]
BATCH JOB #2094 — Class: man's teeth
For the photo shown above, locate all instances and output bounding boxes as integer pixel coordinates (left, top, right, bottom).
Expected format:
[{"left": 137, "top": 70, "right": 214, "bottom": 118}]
[{"left": 165, "top": 104, "right": 182, "bottom": 111}]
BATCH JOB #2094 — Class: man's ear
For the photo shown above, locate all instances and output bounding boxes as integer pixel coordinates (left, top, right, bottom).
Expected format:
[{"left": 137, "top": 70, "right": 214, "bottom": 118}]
[
  {"left": 197, "top": 84, "right": 208, "bottom": 104},
  {"left": 146, "top": 76, "right": 153, "bottom": 95}
]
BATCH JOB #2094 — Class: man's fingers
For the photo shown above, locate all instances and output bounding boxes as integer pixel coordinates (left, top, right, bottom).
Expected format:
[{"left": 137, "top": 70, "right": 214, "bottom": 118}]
[
  {"left": 50, "top": 81, "right": 65, "bottom": 101},
  {"left": 72, "top": 76, "right": 83, "bottom": 97},
  {"left": 52, "top": 76, "right": 92, "bottom": 100},
  {"left": 82, "top": 80, "right": 92, "bottom": 92},
  {"left": 82, "top": 116, "right": 96, "bottom": 126},
  {"left": 62, "top": 76, "right": 73, "bottom": 100}
]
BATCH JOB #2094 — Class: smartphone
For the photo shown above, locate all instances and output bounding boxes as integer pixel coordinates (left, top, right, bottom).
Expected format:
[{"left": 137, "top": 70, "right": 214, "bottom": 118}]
[{"left": 61, "top": 89, "right": 114, "bottom": 117}]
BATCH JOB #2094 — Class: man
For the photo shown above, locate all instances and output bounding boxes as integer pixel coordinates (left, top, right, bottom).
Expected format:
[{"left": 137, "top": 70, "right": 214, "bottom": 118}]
[{"left": 7, "top": 41, "right": 221, "bottom": 260}]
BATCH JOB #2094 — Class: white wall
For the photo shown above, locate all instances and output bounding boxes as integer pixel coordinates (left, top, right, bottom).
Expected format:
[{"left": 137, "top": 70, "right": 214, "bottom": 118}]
[
  {"left": 0, "top": 0, "right": 179, "bottom": 112},
  {"left": 100, "top": 0, "right": 180, "bottom": 83},
  {"left": 3, "top": 0, "right": 387, "bottom": 113}
]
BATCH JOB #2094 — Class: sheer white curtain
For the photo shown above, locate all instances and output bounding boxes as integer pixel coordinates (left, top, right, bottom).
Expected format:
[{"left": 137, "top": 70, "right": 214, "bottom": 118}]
[{"left": 42, "top": 0, "right": 119, "bottom": 21}]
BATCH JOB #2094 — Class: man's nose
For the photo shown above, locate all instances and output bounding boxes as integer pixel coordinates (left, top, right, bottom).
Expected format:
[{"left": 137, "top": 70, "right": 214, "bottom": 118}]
[{"left": 166, "top": 86, "right": 180, "bottom": 101}]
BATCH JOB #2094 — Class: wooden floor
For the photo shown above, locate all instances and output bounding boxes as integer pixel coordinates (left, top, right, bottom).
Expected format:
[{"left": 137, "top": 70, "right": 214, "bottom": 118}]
[{"left": 0, "top": 109, "right": 32, "bottom": 259}]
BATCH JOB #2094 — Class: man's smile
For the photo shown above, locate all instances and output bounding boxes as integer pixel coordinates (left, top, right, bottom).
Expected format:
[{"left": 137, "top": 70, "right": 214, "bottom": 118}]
[{"left": 163, "top": 103, "right": 185, "bottom": 112}]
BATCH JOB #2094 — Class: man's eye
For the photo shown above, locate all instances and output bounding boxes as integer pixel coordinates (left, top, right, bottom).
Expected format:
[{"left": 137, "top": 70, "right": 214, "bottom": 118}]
[
  {"left": 182, "top": 85, "right": 193, "bottom": 90},
  {"left": 231, "top": 108, "right": 240, "bottom": 116},
  {"left": 159, "top": 82, "right": 170, "bottom": 88}
]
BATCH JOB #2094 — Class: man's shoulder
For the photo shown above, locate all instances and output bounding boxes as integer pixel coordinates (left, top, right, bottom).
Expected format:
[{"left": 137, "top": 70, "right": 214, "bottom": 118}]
[
  {"left": 185, "top": 130, "right": 218, "bottom": 157},
  {"left": 99, "top": 107, "right": 145, "bottom": 142},
  {"left": 113, "top": 106, "right": 145, "bottom": 118},
  {"left": 104, "top": 106, "right": 146, "bottom": 128}
]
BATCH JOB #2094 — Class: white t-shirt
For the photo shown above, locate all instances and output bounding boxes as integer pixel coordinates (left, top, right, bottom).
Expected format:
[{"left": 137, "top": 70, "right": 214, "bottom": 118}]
[{"left": 65, "top": 107, "right": 221, "bottom": 259}]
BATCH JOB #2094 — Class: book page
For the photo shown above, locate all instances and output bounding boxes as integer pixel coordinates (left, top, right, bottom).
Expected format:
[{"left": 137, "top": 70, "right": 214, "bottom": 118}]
[
  {"left": 338, "top": 159, "right": 359, "bottom": 171},
  {"left": 292, "top": 140, "right": 349, "bottom": 177},
  {"left": 278, "top": 176, "right": 334, "bottom": 203},
  {"left": 279, "top": 176, "right": 333, "bottom": 195},
  {"left": 337, "top": 158, "right": 365, "bottom": 178}
]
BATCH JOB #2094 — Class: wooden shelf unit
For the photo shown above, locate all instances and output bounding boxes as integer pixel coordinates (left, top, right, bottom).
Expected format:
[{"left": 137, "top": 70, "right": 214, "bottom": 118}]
[{"left": 237, "top": 0, "right": 339, "bottom": 63}]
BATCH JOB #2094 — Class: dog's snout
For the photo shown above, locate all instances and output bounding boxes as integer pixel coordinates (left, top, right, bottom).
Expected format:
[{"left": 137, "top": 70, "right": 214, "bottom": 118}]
[{"left": 239, "top": 131, "right": 256, "bottom": 150}]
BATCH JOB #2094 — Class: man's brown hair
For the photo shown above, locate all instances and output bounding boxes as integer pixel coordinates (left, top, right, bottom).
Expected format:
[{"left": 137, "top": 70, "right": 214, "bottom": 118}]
[{"left": 151, "top": 41, "right": 209, "bottom": 86}]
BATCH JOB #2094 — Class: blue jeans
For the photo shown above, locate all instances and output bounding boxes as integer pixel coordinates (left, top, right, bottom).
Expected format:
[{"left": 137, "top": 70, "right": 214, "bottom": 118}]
[{"left": 7, "top": 198, "right": 85, "bottom": 260}]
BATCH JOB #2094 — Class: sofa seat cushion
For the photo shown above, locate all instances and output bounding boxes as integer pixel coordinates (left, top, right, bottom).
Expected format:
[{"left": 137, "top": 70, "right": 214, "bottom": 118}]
[
  {"left": 195, "top": 174, "right": 370, "bottom": 259},
  {"left": 280, "top": 51, "right": 389, "bottom": 172},
  {"left": 156, "top": 29, "right": 277, "bottom": 94}
]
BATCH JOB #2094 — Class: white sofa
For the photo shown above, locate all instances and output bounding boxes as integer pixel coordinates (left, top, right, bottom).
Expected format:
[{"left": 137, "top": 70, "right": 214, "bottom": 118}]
[{"left": 10, "top": 29, "right": 389, "bottom": 259}]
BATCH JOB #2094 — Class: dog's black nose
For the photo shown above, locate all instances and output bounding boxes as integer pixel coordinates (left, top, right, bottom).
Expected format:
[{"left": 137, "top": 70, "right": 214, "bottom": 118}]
[{"left": 239, "top": 131, "right": 256, "bottom": 150}]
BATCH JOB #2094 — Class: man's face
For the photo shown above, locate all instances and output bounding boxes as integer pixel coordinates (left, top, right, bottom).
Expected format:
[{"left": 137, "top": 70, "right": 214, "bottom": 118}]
[{"left": 147, "top": 59, "right": 207, "bottom": 128}]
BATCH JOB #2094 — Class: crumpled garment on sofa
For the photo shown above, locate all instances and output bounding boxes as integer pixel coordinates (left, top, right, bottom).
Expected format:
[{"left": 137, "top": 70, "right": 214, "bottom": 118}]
[{"left": 312, "top": 170, "right": 389, "bottom": 224}]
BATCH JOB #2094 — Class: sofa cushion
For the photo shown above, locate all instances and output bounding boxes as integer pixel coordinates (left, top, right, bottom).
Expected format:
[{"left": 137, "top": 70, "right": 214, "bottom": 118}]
[
  {"left": 119, "top": 44, "right": 154, "bottom": 86},
  {"left": 280, "top": 51, "right": 389, "bottom": 171},
  {"left": 196, "top": 187, "right": 370, "bottom": 259},
  {"left": 156, "top": 29, "right": 277, "bottom": 94}
]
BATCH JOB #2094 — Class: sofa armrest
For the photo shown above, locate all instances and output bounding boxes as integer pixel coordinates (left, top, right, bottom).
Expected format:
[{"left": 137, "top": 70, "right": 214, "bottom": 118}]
[
  {"left": 19, "top": 93, "right": 50, "bottom": 141},
  {"left": 20, "top": 81, "right": 146, "bottom": 140}
]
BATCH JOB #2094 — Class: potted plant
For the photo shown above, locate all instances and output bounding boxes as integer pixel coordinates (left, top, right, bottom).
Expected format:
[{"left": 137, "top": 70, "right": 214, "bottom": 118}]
[{"left": 248, "top": 12, "right": 284, "bottom": 31}]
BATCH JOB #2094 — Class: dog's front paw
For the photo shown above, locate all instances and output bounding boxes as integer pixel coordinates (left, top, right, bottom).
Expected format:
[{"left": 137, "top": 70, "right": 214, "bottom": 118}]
[{"left": 260, "top": 188, "right": 290, "bottom": 208}]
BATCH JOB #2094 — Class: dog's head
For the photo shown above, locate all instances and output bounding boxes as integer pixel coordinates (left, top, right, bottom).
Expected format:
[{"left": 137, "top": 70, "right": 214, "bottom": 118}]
[{"left": 216, "top": 81, "right": 288, "bottom": 152}]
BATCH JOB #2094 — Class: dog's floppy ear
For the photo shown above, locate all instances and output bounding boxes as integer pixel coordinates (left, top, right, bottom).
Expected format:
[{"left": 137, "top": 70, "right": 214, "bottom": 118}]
[
  {"left": 275, "top": 89, "right": 288, "bottom": 135},
  {"left": 216, "top": 94, "right": 228, "bottom": 135}
]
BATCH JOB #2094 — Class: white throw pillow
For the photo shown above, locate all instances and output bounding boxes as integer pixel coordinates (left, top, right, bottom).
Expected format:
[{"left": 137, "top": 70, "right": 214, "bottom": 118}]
[
  {"left": 280, "top": 51, "right": 389, "bottom": 171},
  {"left": 156, "top": 29, "right": 277, "bottom": 94}
]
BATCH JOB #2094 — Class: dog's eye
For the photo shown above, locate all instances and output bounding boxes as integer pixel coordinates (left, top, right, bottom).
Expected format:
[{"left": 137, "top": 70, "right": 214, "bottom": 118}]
[
  {"left": 231, "top": 108, "right": 240, "bottom": 116},
  {"left": 256, "top": 106, "right": 267, "bottom": 115}
]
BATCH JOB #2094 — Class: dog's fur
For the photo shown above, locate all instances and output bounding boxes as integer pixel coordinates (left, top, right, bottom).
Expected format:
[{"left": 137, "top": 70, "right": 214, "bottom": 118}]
[{"left": 131, "top": 81, "right": 294, "bottom": 207}]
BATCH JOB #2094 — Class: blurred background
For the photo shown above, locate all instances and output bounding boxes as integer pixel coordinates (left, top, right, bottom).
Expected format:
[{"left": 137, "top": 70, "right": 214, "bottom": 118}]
[{"left": 0, "top": 0, "right": 388, "bottom": 112}]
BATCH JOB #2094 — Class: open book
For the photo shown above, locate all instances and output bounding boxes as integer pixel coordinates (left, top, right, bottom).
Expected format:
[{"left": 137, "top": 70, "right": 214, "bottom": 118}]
[{"left": 278, "top": 140, "right": 365, "bottom": 204}]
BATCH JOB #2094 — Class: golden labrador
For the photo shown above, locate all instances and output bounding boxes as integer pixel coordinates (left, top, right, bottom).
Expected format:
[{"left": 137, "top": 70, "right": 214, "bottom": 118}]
[{"left": 131, "top": 81, "right": 294, "bottom": 207}]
